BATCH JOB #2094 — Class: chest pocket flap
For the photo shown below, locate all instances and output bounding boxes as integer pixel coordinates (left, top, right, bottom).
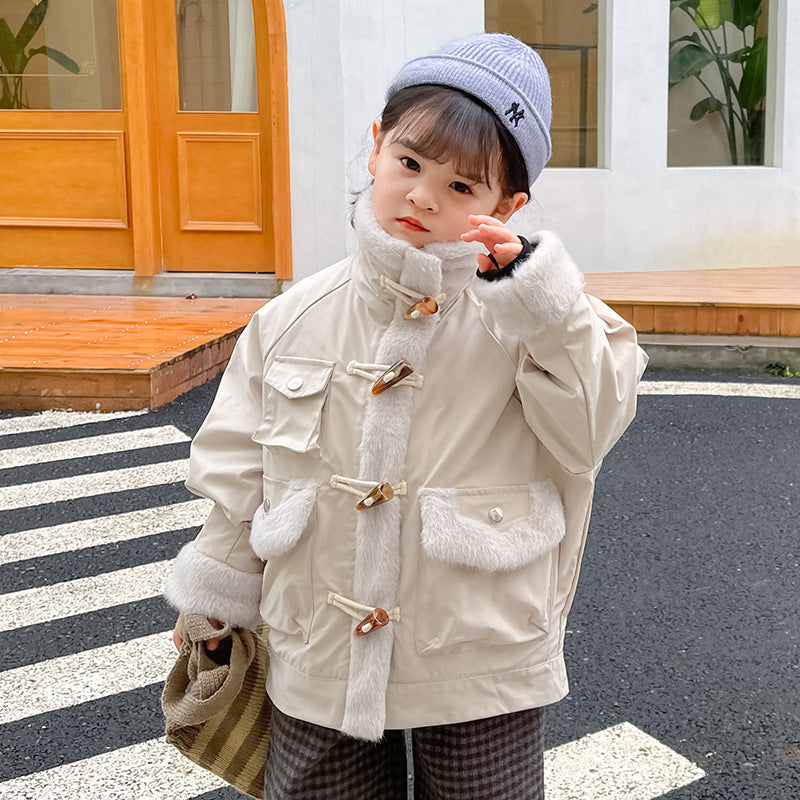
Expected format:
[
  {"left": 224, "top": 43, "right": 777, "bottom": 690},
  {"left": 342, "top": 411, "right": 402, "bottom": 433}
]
[{"left": 255, "top": 356, "right": 335, "bottom": 452}]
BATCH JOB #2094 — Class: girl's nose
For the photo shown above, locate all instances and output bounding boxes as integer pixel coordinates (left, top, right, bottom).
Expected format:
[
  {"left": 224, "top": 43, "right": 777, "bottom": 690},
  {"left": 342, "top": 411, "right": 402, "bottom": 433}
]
[{"left": 406, "top": 185, "right": 437, "bottom": 213}]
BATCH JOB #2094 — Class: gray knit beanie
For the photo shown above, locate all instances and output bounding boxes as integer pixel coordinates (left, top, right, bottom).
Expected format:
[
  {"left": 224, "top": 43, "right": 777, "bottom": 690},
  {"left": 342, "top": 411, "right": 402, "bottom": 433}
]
[{"left": 386, "top": 33, "right": 552, "bottom": 189}]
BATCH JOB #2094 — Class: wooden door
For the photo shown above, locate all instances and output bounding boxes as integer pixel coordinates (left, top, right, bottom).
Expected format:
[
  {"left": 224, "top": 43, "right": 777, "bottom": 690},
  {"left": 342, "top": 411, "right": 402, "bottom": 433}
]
[
  {"left": 153, "top": 0, "right": 291, "bottom": 275},
  {"left": 0, "top": 0, "right": 132, "bottom": 269},
  {"left": 0, "top": 0, "right": 291, "bottom": 278}
]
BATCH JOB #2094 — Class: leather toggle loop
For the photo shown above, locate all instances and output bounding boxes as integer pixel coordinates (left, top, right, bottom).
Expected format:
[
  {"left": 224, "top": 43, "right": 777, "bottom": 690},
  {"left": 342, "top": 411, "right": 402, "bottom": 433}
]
[
  {"left": 356, "top": 481, "right": 395, "bottom": 510},
  {"left": 370, "top": 359, "right": 414, "bottom": 396},
  {"left": 354, "top": 608, "right": 391, "bottom": 636},
  {"left": 404, "top": 296, "right": 439, "bottom": 320}
]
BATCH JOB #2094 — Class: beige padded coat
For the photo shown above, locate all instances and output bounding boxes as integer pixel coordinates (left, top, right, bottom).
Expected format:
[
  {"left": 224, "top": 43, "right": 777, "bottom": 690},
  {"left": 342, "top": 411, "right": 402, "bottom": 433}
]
[{"left": 164, "top": 190, "right": 647, "bottom": 741}]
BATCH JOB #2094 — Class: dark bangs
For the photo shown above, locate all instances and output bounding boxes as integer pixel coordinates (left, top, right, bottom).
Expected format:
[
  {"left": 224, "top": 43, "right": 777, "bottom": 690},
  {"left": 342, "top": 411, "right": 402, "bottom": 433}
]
[{"left": 380, "top": 84, "right": 528, "bottom": 196}]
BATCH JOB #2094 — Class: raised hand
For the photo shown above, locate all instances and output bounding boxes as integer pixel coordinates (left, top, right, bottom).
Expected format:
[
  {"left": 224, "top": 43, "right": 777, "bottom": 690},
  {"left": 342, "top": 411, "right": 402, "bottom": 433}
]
[{"left": 461, "top": 214, "right": 523, "bottom": 272}]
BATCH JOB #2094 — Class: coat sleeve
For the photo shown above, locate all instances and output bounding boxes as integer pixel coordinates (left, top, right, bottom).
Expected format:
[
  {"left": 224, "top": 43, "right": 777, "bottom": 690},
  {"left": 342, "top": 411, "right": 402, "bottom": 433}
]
[
  {"left": 163, "top": 311, "right": 267, "bottom": 629},
  {"left": 472, "top": 231, "right": 648, "bottom": 474}
]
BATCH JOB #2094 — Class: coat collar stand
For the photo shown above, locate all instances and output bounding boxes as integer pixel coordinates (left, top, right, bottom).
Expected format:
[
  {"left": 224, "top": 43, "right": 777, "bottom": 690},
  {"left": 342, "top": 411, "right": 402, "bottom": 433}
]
[{"left": 351, "top": 186, "right": 481, "bottom": 323}]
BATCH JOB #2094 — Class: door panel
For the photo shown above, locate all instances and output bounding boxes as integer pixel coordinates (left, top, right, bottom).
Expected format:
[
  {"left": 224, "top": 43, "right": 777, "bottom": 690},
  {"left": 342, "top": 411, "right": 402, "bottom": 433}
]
[
  {"left": 0, "top": 0, "right": 131, "bottom": 269},
  {"left": 157, "top": 1, "right": 276, "bottom": 272},
  {"left": 0, "top": 0, "right": 289, "bottom": 275},
  {"left": 0, "top": 129, "right": 128, "bottom": 227}
]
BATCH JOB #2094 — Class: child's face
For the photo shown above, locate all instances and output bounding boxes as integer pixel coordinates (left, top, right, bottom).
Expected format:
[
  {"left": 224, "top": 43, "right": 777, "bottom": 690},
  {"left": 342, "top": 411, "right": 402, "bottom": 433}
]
[{"left": 367, "top": 125, "right": 524, "bottom": 247}]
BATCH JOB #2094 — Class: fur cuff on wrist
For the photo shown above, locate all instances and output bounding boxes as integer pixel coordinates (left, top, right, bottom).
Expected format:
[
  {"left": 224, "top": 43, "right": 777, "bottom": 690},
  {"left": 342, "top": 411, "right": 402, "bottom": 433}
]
[
  {"left": 163, "top": 541, "right": 264, "bottom": 629},
  {"left": 471, "top": 230, "right": 584, "bottom": 335}
]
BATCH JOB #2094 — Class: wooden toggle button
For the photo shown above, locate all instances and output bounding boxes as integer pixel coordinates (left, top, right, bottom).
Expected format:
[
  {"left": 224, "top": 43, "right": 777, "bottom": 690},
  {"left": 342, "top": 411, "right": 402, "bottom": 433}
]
[
  {"left": 354, "top": 607, "right": 390, "bottom": 636},
  {"left": 370, "top": 359, "right": 414, "bottom": 396},
  {"left": 356, "top": 481, "right": 394, "bottom": 510},
  {"left": 404, "top": 296, "right": 438, "bottom": 320}
]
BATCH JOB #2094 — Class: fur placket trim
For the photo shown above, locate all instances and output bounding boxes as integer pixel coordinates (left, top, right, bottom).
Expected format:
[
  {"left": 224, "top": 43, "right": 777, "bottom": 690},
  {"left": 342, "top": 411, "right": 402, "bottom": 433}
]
[
  {"left": 340, "top": 237, "right": 446, "bottom": 740},
  {"left": 471, "top": 230, "right": 585, "bottom": 335}
]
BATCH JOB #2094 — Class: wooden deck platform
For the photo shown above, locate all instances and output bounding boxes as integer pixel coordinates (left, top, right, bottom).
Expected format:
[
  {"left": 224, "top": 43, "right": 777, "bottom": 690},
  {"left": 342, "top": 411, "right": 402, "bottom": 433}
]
[
  {"left": 584, "top": 265, "right": 800, "bottom": 337},
  {"left": 0, "top": 294, "right": 265, "bottom": 412},
  {"left": 1, "top": 265, "right": 798, "bottom": 412}
]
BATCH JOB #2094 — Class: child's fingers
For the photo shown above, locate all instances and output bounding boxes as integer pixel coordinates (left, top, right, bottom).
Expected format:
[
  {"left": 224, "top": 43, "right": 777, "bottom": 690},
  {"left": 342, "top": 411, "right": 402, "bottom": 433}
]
[
  {"left": 467, "top": 213, "right": 506, "bottom": 228},
  {"left": 172, "top": 614, "right": 184, "bottom": 652},
  {"left": 205, "top": 617, "right": 224, "bottom": 651},
  {"left": 461, "top": 226, "right": 514, "bottom": 249},
  {"left": 476, "top": 253, "right": 497, "bottom": 273}
]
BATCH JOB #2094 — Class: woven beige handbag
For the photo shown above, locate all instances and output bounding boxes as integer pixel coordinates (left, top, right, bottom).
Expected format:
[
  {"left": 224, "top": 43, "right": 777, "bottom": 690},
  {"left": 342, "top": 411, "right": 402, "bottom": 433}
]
[{"left": 161, "top": 614, "right": 272, "bottom": 799}]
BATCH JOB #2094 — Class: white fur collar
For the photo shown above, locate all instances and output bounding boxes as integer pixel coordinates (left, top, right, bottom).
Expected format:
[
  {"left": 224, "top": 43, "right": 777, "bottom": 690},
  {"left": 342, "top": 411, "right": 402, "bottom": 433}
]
[{"left": 351, "top": 187, "right": 482, "bottom": 319}]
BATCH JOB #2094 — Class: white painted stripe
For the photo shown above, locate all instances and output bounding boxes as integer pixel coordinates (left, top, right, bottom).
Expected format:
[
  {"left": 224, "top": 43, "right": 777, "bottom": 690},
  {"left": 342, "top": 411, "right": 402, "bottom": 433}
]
[
  {"left": 0, "top": 499, "right": 212, "bottom": 564},
  {"left": 0, "top": 458, "right": 190, "bottom": 510},
  {"left": 0, "top": 560, "right": 173, "bottom": 632},
  {"left": 0, "top": 409, "right": 147, "bottom": 436},
  {"left": 544, "top": 721, "right": 705, "bottom": 798},
  {"left": 0, "top": 737, "right": 226, "bottom": 800},
  {"left": 2, "top": 425, "right": 190, "bottom": 469},
  {"left": 0, "top": 632, "right": 177, "bottom": 724},
  {"left": 639, "top": 380, "right": 800, "bottom": 398},
  {"left": 0, "top": 720, "right": 705, "bottom": 800}
]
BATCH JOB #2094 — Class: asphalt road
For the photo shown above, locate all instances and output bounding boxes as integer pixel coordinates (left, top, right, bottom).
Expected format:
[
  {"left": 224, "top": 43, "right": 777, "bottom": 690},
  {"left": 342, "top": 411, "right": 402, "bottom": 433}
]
[{"left": 1, "top": 367, "right": 798, "bottom": 799}]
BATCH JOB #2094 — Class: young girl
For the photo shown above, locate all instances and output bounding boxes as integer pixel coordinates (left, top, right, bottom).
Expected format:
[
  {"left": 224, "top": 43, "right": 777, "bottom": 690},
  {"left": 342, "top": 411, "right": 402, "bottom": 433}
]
[{"left": 166, "top": 33, "right": 646, "bottom": 799}]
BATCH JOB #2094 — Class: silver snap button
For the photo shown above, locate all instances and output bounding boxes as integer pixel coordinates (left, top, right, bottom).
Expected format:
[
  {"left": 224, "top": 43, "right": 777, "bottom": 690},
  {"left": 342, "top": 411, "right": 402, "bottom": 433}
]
[
  {"left": 263, "top": 497, "right": 271, "bottom": 512},
  {"left": 488, "top": 506, "right": 504, "bottom": 524},
  {"left": 287, "top": 376, "right": 303, "bottom": 391}
]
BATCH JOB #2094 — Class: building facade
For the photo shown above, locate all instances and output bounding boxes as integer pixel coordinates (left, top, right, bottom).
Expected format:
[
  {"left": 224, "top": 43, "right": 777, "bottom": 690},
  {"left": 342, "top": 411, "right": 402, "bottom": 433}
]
[{"left": 1, "top": 1, "right": 797, "bottom": 291}]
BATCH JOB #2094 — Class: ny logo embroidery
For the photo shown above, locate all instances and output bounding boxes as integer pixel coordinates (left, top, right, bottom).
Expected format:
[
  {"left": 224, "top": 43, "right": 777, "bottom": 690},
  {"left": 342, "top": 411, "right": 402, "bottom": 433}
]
[{"left": 504, "top": 102, "right": 525, "bottom": 127}]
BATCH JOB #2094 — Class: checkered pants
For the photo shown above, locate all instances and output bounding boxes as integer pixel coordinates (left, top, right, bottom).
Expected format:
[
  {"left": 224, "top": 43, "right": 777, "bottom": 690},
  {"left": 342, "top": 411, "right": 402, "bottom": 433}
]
[{"left": 263, "top": 705, "right": 545, "bottom": 800}]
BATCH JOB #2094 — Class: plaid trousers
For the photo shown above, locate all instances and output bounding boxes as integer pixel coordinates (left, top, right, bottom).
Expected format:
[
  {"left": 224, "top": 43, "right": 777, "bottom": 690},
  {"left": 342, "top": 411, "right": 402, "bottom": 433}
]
[{"left": 263, "top": 704, "right": 545, "bottom": 800}]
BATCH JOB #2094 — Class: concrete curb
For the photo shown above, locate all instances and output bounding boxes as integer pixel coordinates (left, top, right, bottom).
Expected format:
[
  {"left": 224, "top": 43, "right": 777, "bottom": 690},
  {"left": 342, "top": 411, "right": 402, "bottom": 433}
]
[
  {"left": 2, "top": 269, "right": 282, "bottom": 299},
  {"left": 639, "top": 334, "right": 800, "bottom": 372}
]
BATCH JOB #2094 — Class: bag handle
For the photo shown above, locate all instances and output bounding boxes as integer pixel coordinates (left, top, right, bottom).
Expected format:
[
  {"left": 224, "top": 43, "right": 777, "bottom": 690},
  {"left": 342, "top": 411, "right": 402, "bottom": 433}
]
[{"left": 161, "top": 614, "right": 256, "bottom": 727}]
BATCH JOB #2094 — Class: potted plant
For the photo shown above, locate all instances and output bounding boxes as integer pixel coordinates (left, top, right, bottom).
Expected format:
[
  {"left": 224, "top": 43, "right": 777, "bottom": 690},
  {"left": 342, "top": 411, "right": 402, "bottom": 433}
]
[
  {"left": 669, "top": 0, "right": 767, "bottom": 165},
  {"left": 0, "top": 0, "right": 79, "bottom": 109}
]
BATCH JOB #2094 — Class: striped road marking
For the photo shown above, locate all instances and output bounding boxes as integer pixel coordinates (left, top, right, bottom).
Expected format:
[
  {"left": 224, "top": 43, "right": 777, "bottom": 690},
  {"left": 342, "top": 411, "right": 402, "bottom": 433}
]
[
  {"left": 1, "top": 499, "right": 212, "bottom": 563},
  {"left": 0, "top": 721, "right": 705, "bottom": 800},
  {"left": 544, "top": 721, "right": 706, "bottom": 797},
  {"left": 0, "top": 459, "right": 190, "bottom": 510},
  {"left": 1, "top": 425, "right": 190, "bottom": 469},
  {"left": 0, "top": 737, "right": 227, "bottom": 800},
  {"left": 0, "top": 559, "right": 173, "bottom": 632},
  {"left": 0, "top": 409, "right": 147, "bottom": 436},
  {"left": 639, "top": 380, "right": 800, "bottom": 399},
  {"left": 0, "top": 632, "right": 176, "bottom": 724}
]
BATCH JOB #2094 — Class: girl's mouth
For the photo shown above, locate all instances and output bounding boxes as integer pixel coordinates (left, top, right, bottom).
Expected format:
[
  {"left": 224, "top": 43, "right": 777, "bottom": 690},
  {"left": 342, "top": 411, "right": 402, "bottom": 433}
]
[{"left": 397, "top": 217, "right": 429, "bottom": 232}]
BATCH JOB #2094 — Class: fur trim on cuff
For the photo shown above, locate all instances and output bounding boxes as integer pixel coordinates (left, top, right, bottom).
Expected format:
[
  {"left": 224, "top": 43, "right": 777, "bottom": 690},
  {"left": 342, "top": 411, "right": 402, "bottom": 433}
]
[
  {"left": 471, "top": 230, "right": 584, "bottom": 335},
  {"left": 163, "top": 541, "right": 263, "bottom": 629}
]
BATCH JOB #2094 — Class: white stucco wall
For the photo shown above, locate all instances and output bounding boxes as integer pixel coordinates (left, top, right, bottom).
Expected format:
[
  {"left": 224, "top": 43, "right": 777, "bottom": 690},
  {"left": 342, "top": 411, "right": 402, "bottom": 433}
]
[{"left": 284, "top": 0, "right": 799, "bottom": 282}]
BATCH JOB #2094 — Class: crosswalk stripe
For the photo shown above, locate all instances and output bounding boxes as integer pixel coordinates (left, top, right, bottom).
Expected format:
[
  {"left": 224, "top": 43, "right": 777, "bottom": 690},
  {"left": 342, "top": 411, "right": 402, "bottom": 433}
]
[
  {"left": 0, "top": 560, "right": 173, "bottom": 632},
  {"left": 0, "top": 632, "right": 177, "bottom": 724},
  {"left": 0, "top": 459, "right": 190, "bottom": 511},
  {"left": 544, "top": 721, "right": 705, "bottom": 798},
  {"left": 639, "top": 380, "right": 800, "bottom": 398},
  {"left": 0, "top": 720, "right": 705, "bottom": 800},
  {"left": 1, "top": 425, "right": 190, "bottom": 469},
  {"left": 0, "top": 736, "right": 227, "bottom": 799},
  {"left": 0, "top": 409, "right": 147, "bottom": 436},
  {"left": 1, "top": 499, "right": 212, "bottom": 564}
]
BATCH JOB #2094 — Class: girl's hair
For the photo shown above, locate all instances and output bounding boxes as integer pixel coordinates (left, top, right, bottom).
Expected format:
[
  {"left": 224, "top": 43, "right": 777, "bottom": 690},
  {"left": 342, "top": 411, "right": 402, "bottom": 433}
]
[{"left": 378, "top": 84, "right": 529, "bottom": 198}]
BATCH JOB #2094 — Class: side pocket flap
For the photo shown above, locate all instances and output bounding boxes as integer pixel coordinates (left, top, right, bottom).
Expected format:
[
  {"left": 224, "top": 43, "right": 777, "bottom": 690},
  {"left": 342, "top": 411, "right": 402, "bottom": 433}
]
[
  {"left": 250, "top": 478, "right": 318, "bottom": 560},
  {"left": 419, "top": 481, "right": 566, "bottom": 572},
  {"left": 264, "top": 356, "right": 334, "bottom": 400}
]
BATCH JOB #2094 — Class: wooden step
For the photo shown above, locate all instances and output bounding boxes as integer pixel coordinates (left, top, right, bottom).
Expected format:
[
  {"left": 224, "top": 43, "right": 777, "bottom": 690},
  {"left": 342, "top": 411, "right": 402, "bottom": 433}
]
[
  {"left": 0, "top": 295, "right": 265, "bottom": 412},
  {"left": 583, "top": 266, "right": 800, "bottom": 336},
  {"left": 2, "top": 265, "right": 798, "bottom": 412}
]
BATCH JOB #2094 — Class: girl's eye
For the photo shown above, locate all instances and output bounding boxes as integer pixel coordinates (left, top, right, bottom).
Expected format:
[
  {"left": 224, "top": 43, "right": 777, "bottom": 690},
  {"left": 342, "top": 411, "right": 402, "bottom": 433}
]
[
  {"left": 400, "top": 156, "right": 420, "bottom": 172},
  {"left": 451, "top": 181, "right": 472, "bottom": 194}
]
